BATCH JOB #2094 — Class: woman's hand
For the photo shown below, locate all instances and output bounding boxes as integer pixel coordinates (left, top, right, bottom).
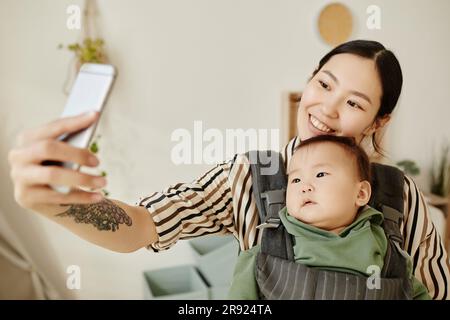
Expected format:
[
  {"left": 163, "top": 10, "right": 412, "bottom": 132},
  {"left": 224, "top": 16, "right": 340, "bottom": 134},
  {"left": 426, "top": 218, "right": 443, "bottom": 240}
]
[{"left": 8, "top": 111, "right": 107, "bottom": 212}]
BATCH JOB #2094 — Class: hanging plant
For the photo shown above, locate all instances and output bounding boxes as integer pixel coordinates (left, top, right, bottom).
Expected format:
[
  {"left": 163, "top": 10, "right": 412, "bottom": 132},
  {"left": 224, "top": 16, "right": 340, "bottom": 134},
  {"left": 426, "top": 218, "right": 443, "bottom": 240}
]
[
  {"left": 58, "top": 37, "right": 107, "bottom": 69},
  {"left": 59, "top": 0, "right": 109, "bottom": 92}
]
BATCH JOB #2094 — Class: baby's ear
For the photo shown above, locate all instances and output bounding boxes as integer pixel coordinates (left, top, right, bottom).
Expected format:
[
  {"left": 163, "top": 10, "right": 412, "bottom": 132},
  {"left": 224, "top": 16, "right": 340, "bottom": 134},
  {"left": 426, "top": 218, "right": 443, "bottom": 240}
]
[{"left": 356, "top": 180, "right": 371, "bottom": 207}]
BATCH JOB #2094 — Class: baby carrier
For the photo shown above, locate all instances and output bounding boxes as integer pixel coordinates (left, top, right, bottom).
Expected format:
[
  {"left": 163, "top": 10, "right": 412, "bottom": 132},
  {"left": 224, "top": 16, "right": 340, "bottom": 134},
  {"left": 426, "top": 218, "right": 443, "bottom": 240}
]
[{"left": 245, "top": 150, "right": 412, "bottom": 300}]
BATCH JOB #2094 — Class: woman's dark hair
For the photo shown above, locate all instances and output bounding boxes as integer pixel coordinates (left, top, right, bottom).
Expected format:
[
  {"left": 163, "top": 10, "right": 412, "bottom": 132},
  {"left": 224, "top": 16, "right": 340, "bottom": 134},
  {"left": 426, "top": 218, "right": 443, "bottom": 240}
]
[
  {"left": 293, "top": 135, "right": 371, "bottom": 183},
  {"left": 299, "top": 39, "right": 403, "bottom": 156}
]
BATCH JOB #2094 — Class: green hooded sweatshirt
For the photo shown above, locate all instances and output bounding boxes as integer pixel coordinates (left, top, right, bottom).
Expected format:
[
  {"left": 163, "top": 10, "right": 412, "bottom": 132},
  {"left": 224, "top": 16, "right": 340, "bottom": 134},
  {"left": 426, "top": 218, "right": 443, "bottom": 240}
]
[{"left": 227, "top": 206, "right": 430, "bottom": 300}]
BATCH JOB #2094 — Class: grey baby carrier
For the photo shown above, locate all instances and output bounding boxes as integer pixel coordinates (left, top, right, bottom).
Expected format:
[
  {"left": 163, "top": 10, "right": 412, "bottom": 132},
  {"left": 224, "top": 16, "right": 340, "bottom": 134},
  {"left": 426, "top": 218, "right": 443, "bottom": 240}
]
[{"left": 245, "top": 151, "right": 412, "bottom": 300}]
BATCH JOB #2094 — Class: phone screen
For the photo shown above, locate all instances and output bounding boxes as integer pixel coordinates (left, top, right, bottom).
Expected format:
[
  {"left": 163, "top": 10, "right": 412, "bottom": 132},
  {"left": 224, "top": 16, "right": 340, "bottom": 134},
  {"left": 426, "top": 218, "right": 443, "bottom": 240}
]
[
  {"left": 62, "top": 68, "right": 114, "bottom": 118},
  {"left": 58, "top": 64, "right": 115, "bottom": 151}
]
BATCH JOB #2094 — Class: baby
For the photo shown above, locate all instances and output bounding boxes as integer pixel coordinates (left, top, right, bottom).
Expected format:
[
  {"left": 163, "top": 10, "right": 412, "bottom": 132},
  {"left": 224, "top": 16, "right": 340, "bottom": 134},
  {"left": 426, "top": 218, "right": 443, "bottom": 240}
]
[
  {"left": 286, "top": 134, "right": 372, "bottom": 235},
  {"left": 228, "top": 135, "right": 430, "bottom": 300}
]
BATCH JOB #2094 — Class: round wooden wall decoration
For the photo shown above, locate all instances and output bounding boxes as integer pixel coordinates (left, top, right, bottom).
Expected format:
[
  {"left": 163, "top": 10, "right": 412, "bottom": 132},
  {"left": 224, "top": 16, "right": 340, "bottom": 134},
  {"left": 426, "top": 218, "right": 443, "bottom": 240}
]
[{"left": 318, "top": 3, "right": 353, "bottom": 46}]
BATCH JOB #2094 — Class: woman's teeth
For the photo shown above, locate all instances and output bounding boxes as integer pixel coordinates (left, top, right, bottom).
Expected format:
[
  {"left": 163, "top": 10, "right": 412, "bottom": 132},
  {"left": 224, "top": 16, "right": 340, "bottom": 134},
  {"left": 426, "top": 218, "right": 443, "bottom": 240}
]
[{"left": 310, "top": 115, "right": 334, "bottom": 133}]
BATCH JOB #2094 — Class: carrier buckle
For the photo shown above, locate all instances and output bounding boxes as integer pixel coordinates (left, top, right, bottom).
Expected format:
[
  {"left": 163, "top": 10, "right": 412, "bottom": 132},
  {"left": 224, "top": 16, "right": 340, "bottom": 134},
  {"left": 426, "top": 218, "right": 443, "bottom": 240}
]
[{"left": 256, "top": 217, "right": 281, "bottom": 229}]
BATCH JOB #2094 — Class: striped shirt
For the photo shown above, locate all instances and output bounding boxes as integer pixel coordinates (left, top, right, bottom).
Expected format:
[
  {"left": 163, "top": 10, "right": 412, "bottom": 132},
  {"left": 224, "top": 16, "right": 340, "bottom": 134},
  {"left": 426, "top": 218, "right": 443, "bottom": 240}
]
[{"left": 138, "top": 136, "right": 450, "bottom": 300}]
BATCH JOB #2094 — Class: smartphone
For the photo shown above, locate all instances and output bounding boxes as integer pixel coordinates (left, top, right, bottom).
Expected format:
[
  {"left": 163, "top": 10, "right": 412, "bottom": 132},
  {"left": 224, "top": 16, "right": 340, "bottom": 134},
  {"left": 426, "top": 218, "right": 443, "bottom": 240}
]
[{"left": 45, "top": 63, "right": 116, "bottom": 193}]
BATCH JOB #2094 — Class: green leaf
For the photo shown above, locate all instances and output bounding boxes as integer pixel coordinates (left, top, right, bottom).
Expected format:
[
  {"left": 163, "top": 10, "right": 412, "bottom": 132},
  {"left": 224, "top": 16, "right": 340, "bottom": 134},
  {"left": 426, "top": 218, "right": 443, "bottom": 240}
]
[
  {"left": 396, "top": 159, "right": 420, "bottom": 176},
  {"left": 430, "top": 142, "right": 450, "bottom": 196},
  {"left": 90, "top": 142, "right": 99, "bottom": 153},
  {"left": 67, "top": 43, "right": 80, "bottom": 51}
]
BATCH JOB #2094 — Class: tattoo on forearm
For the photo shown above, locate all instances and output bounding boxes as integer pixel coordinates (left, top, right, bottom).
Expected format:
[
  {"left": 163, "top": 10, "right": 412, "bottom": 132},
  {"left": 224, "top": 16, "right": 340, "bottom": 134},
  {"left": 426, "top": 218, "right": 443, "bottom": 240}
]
[{"left": 57, "top": 199, "right": 132, "bottom": 232}]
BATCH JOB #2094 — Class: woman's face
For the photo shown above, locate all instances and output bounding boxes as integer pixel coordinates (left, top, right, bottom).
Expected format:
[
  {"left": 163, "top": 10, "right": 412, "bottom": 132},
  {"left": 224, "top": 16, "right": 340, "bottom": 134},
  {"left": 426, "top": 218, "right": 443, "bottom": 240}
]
[{"left": 297, "top": 53, "right": 386, "bottom": 143}]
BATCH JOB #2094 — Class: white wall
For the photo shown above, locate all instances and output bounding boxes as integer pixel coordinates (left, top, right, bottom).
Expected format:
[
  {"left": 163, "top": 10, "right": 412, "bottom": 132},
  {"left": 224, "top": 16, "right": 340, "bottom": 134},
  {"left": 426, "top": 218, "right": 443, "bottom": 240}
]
[{"left": 1, "top": 0, "right": 449, "bottom": 299}]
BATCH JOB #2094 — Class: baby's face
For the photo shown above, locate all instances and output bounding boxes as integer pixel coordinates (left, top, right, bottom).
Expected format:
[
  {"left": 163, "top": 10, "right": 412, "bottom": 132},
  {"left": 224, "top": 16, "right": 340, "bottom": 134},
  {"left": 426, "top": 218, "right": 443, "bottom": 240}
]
[{"left": 286, "top": 142, "right": 370, "bottom": 233}]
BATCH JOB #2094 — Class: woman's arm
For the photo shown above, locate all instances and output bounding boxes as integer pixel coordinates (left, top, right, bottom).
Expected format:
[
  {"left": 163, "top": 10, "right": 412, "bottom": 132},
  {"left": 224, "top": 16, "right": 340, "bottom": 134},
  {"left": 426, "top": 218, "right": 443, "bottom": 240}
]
[
  {"left": 25, "top": 159, "right": 236, "bottom": 254},
  {"left": 38, "top": 159, "right": 236, "bottom": 253},
  {"left": 37, "top": 198, "right": 157, "bottom": 253},
  {"left": 402, "top": 175, "right": 450, "bottom": 300}
]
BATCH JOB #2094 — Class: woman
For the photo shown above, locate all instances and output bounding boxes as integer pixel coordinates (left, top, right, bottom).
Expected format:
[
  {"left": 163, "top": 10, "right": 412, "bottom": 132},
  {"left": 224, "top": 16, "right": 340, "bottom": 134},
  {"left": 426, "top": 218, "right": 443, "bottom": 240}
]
[{"left": 8, "top": 40, "right": 449, "bottom": 299}]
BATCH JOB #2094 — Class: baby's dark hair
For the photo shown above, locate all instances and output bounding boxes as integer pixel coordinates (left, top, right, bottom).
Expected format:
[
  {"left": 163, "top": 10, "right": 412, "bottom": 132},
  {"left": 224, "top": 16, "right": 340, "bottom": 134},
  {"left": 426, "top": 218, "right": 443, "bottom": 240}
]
[{"left": 292, "top": 135, "right": 371, "bottom": 183}]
